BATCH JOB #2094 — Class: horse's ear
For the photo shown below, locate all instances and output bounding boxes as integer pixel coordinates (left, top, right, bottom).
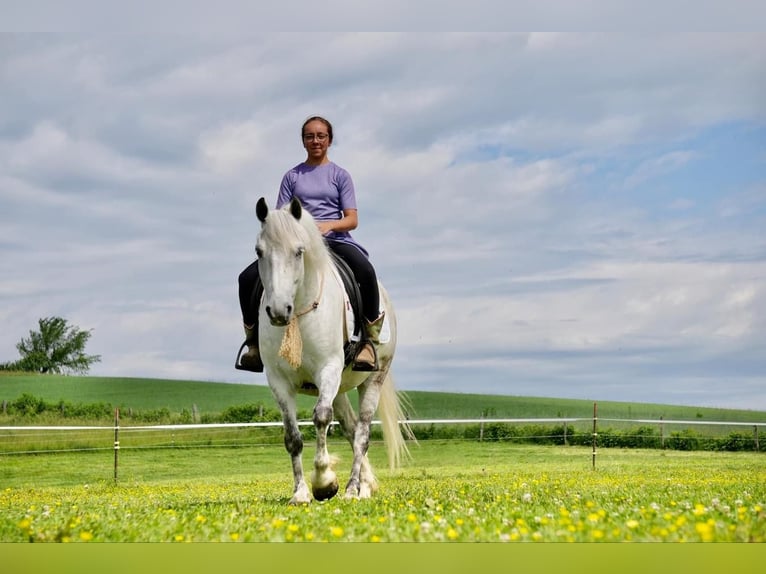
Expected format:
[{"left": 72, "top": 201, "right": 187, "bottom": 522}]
[
  {"left": 256, "top": 197, "right": 268, "bottom": 223},
  {"left": 289, "top": 197, "right": 302, "bottom": 220}
]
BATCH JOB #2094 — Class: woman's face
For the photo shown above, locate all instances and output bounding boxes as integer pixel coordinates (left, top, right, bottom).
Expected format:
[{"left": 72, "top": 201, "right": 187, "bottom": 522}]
[{"left": 302, "top": 120, "right": 331, "bottom": 161}]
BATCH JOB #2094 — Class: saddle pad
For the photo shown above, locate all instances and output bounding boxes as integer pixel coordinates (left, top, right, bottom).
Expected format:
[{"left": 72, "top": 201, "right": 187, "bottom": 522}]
[{"left": 329, "top": 266, "right": 390, "bottom": 345}]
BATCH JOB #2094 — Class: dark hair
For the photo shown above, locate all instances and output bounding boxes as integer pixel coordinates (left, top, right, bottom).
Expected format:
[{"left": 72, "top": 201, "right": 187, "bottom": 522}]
[{"left": 301, "top": 116, "right": 333, "bottom": 143}]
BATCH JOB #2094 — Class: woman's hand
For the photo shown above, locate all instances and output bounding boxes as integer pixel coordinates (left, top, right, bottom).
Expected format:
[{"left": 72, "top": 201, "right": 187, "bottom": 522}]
[
  {"left": 317, "top": 221, "right": 336, "bottom": 236},
  {"left": 316, "top": 209, "right": 359, "bottom": 236}
]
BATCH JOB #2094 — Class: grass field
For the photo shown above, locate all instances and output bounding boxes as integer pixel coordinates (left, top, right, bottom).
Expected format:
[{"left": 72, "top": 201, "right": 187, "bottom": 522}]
[
  {"left": 3, "top": 372, "right": 765, "bottom": 422},
  {"left": 1, "top": 373, "right": 765, "bottom": 544},
  {"left": 1, "top": 441, "right": 764, "bottom": 542}
]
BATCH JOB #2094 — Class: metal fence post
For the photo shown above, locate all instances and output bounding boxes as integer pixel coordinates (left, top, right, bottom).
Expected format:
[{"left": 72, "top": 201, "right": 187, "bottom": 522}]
[
  {"left": 592, "top": 402, "right": 598, "bottom": 470},
  {"left": 114, "top": 408, "right": 120, "bottom": 483}
]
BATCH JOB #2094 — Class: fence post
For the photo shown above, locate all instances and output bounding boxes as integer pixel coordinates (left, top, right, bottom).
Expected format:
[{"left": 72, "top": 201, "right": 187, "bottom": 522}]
[
  {"left": 660, "top": 416, "right": 665, "bottom": 449},
  {"left": 563, "top": 421, "right": 568, "bottom": 446},
  {"left": 592, "top": 402, "right": 598, "bottom": 470},
  {"left": 755, "top": 426, "right": 760, "bottom": 452},
  {"left": 480, "top": 415, "right": 485, "bottom": 442},
  {"left": 114, "top": 408, "right": 120, "bottom": 484}
]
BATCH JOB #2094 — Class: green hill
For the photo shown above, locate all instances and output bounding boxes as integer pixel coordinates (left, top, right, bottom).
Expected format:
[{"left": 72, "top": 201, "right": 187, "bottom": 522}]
[{"left": 1, "top": 372, "right": 764, "bottom": 423}]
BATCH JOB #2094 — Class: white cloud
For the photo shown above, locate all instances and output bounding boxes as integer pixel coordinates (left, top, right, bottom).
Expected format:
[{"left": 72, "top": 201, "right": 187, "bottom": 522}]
[
  {"left": 1, "top": 33, "right": 765, "bottom": 410},
  {"left": 624, "top": 150, "right": 696, "bottom": 189},
  {"left": 398, "top": 260, "right": 765, "bottom": 352},
  {"left": 198, "top": 121, "right": 270, "bottom": 175}
]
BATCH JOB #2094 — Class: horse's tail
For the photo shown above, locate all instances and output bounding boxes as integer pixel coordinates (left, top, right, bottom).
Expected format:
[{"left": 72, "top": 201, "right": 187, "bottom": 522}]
[{"left": 377, "top": 372, "right": 417, "bottom": 471}]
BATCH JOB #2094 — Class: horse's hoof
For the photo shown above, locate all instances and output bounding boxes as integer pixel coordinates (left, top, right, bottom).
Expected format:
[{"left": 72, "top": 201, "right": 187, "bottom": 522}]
[
  {"left": 312, "top": 480, "right": 339, "bottom": 501},
  {"left": 343, "top": 479, "right": 360, "bottom": 500},
  {"left": 289, "top": 484, "right": 312, "bottom": 505},
  {"left": 343, "top": 487, "right": 359, "bottom": 500},
  {"left": 358, "top": 483, "right": 373, "bottom": 499}
]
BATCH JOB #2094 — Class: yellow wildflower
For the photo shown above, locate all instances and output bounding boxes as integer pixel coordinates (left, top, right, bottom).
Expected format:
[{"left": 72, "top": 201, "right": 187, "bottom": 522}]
[{"left": 695, "top": 522, "right": 714, "bottom": 542}]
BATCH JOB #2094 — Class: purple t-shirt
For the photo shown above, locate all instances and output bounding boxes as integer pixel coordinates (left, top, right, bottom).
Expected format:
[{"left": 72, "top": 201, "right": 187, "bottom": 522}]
[{"left": 276, "top": 162, "right": 368, "bottom": 257}]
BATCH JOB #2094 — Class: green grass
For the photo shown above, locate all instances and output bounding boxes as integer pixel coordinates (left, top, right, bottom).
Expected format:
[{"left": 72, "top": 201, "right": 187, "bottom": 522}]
[
  {"left": 1, "top": 442, "right": 764, "bottom": 542},
  {"left": 1, "top": 373, "right": 764, "bottom": 542},
  {"left": 2, "top": 372, "right": 765, "bottom": 422},
  {"left": 0, "top": 372, "right": 299, "bottom": 415}
]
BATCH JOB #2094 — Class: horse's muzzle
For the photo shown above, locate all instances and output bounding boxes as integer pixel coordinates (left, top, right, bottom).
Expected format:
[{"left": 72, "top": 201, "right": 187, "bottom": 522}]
[{"left": 265, "top": 305, "right": 292, "bottom": 327}]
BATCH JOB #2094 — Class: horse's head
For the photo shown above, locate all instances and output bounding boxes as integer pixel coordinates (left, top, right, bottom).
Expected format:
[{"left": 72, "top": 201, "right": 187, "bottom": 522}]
[{"left": 255, "top": 197, "right": 312, "bottom": 326}]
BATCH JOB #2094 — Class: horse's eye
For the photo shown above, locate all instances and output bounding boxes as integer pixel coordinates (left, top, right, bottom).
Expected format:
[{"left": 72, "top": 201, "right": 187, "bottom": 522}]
[
  {"left": 255, "top": 246, "right": 263, "bottom": 258},
  {"left": 295, "top": 247, "right": 305, "bottom": 258}
]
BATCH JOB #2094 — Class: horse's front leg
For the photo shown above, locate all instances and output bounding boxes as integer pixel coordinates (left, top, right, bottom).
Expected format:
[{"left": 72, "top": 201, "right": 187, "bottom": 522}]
[
  {"left": 270, "top": 380, "right": 311, "bottom": 505},
  {"left": 309, "top": 361, "right": 343, "bottom": 501}
]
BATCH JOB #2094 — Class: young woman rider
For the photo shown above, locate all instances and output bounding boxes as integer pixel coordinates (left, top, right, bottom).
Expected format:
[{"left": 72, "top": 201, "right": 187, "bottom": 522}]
[{"left": 237, "top": 116, "right": 383, "bottom": 373}]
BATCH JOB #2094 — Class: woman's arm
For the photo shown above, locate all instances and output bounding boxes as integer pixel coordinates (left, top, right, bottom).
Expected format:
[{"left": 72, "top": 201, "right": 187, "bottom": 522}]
[
  {"left": 317, "top": 208, "right": 358, "bottom": 235},
  {"left": 275, "top": 172, "right": 294, "bottom": 209}
]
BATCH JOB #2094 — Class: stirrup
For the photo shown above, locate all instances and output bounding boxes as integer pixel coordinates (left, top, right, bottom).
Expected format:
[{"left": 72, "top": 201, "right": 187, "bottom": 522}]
[
  {"left": 352, "top": 341, "right": 378, "bottom": 372},
  {"left": 235, "top": 341, "right": 264, "bottom": 372}
]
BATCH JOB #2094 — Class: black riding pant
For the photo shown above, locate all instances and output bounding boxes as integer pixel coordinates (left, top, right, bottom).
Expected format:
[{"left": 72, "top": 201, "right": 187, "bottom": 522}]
[{"left": 238, "top": 241, "right": 380, "bottom": 328}]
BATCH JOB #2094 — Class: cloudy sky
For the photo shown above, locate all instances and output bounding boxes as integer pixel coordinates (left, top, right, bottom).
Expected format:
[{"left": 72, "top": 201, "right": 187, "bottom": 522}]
[{"left": 1, "top": 32, "right": 765, "bottom": 410}]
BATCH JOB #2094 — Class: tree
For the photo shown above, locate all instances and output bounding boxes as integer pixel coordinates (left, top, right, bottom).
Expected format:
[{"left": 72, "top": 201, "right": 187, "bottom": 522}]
[{"left": 14, "top": 316, "right": 101, "bottom": 374}]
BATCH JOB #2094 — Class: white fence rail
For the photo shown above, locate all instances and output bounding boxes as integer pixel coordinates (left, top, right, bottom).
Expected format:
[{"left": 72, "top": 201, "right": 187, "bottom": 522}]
[
  {"left": 4, "top": 416, "right": 764, "bottom": 433},
  {"left": 2, "top": 407, "right": 764, "bottom": 480}
]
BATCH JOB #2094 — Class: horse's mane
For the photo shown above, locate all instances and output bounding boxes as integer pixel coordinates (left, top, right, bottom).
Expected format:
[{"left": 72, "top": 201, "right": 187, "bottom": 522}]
[{"left": 260, "top": 204, "right": 332, "bottom": 272}]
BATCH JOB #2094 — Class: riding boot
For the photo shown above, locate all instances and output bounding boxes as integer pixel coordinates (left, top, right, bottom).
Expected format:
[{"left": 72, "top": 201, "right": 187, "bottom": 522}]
[
  {"left": 236, "top": 324, "right": 264, "bottom": 372},
  {"left": 352, "top": 312, "right": 385, "bottom": 372}
]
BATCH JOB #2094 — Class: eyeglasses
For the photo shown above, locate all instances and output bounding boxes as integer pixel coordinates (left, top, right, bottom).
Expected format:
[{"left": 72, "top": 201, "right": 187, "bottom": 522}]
[{"left": 302, "top": 133, "right": 329, "bottom": 142}]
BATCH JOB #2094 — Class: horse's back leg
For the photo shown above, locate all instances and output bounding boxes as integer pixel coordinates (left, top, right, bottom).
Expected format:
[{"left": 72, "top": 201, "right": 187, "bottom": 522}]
[
  {"left": 333, "top": 393, "right": 377, "bottom": 499},
  {"left": 342, "top": 368, "right": 391, "bottom": 499},
  {"left": 269, "top": 380, "right": 311, "bottom": 505}
]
